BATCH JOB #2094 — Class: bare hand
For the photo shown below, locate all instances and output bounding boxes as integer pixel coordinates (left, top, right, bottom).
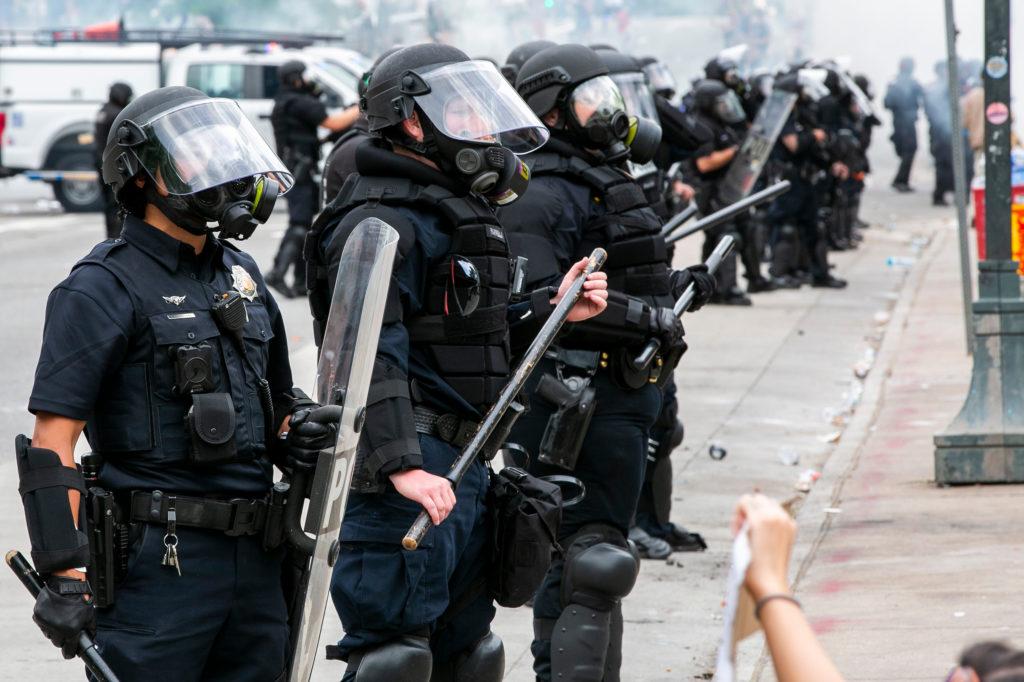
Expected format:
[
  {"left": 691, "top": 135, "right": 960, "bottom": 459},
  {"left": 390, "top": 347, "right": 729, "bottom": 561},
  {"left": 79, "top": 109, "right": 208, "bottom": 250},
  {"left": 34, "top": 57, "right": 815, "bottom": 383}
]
[
  {"left": 553, "top": 258, "right": 609, "bottom": 322},
  {"left": 812, "top": 128, "right": 827, "bottom": 144},
  {"left": 831, "top": 162, "right": 850, "bottom": 180},
  {"left": 731, "top": 494, "right": 797, "bottom": 600},
  {"left": 672, "top": 180, "right": 695, "bottom": 202},
  {"left": 389, "top": 469, "right": 457, "bottom": 526}
]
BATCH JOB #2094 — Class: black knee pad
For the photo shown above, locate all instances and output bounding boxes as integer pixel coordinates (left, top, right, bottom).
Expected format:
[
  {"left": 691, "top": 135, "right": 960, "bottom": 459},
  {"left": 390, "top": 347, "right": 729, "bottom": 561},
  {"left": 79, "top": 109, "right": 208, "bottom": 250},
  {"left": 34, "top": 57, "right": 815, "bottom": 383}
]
[
  {"left": 431, "top": 631, "right": 504, "bottom": 682},
  {"left": 349, "top": 635, "right": 433, "bottom": 682},
  {"left": 560, "top": 525, "right": 640, "bottom": 612}
]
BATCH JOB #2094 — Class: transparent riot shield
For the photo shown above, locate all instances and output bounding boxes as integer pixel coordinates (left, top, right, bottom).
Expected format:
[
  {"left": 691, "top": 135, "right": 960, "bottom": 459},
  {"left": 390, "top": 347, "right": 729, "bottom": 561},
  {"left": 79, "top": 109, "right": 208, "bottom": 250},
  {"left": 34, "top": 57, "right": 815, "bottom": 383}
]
[
  {"left": 287, "top": 217, "right": 399, "bottom": 682},
  {"left": 718, "top": 90, "right": 797, "bottom": 205}
]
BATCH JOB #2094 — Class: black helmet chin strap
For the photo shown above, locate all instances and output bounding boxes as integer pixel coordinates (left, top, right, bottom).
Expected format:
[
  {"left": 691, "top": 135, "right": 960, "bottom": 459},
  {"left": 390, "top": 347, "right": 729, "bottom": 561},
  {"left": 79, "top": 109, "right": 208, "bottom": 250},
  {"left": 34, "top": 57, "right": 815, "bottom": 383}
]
[{"left": 142, "top": 182, "right": 209, "bottom": 235}]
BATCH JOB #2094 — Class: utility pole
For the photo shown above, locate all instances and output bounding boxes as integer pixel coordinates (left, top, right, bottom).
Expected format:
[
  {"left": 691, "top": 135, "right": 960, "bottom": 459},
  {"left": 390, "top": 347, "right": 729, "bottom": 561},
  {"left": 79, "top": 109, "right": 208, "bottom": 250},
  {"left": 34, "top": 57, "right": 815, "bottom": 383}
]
[{"left": 934, "top": 0, "right": 1024, "bottom": 484}]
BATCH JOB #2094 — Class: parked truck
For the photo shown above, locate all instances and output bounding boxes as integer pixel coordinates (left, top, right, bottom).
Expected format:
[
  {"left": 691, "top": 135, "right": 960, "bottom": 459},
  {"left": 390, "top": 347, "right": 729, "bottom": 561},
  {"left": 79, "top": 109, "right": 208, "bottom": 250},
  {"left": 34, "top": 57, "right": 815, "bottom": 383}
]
[{"left": 0, "top": 27, "right": 367, "bottom": 212}]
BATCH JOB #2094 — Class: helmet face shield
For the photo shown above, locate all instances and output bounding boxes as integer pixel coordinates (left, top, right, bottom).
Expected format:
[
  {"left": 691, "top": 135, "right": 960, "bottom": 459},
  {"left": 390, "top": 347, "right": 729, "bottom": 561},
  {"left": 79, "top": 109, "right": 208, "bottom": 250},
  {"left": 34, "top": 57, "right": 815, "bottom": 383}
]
[
  {"left": 643, "top": 61, "right": 677, "bottom": 95},
  {"left": 715, "top": 90, "right": 747, "bottom": 124},
  {"left": 134, "top": 99, "right": 294, "bottom": 196},
  {"left": 610, "top": 72, "right": 658, "bottom": 121},
  {"left": 568, "top": 75, "right": 627, "bottom": 129},
  {"left": 797, "top": 68, "right": 831, "bottom": 102},
  {"left": 412, "top": 60, "right": 549, "bottom": 153}
]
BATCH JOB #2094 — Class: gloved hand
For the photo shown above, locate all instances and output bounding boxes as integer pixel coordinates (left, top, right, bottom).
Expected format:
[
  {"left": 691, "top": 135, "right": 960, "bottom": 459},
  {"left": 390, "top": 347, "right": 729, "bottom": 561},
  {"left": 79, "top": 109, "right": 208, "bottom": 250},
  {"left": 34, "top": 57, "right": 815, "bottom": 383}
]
[
  {"left": 670, "top": 264, "right": 717, "bottom": 311},
  {"left": 649, "top": 307, "right": 686, "bottom": 351},
  {"left": 32, "top": 576, "right": 95, "bottom": 660},
  {"left": 286, "top": 408, "right": 337, "bottom": 471}
]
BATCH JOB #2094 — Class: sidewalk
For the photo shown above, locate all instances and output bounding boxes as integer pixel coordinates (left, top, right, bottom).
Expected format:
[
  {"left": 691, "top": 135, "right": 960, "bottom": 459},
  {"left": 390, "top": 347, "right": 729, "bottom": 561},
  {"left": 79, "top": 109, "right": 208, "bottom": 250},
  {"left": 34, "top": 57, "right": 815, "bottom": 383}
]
[{"left": 737, "top": 203, "right": 1024, "bottom": 680}]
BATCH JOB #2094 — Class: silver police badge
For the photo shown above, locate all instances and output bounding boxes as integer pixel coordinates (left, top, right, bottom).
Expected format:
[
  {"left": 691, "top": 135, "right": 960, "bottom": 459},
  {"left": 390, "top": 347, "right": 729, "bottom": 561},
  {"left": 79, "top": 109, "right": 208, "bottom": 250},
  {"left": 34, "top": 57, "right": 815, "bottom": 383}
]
[{"left": 231, "top": 265, "right": 259, "bottom": 301}]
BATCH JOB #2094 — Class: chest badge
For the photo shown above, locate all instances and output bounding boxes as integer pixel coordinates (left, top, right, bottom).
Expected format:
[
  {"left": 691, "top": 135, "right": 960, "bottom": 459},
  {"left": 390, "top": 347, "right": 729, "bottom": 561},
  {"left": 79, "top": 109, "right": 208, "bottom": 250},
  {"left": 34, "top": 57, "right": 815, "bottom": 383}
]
[
  {"left": 231, "top": 265, "right": 259, "bottom": 301},
  {"left": 163, "top": 295, "right": 186, "bottom": 306}
]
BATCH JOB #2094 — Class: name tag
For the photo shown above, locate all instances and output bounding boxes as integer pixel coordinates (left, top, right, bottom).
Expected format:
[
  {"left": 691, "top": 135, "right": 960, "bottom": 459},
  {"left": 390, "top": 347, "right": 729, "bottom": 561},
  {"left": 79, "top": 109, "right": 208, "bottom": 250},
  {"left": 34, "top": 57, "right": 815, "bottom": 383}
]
[{"left": 167, "top": 312, "right": 196, "bottom": 320}]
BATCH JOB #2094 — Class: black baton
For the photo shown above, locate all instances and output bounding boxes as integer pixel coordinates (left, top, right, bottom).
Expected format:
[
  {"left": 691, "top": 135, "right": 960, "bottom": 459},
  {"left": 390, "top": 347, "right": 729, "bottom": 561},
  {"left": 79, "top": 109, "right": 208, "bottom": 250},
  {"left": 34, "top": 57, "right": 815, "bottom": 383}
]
[
  {"left": 658, "top": 203, "right": 698, "bottom": 237},
  {"left": 665, "top": 180, "right": 791, "bottom": 244},
  {"left": 632, "top": 236, "right": 736, "bottom": 371},
  {"left": 6, "top": 550, "right": 120, "bottom": 682}
]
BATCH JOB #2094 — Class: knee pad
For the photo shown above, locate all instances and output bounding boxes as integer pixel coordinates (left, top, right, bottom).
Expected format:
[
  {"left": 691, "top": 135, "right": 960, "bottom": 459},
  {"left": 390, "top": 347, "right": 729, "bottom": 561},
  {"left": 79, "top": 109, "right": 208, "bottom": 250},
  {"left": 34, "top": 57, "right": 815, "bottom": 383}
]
[
  {"left": 350, "top": 635, "right": 433, "bottom": 682},
  {"left": 431, "top": 631, "right": 504, "bottom": 682},
  {"left": 560, "top": 525, "right": 640, "bottom": 611}
]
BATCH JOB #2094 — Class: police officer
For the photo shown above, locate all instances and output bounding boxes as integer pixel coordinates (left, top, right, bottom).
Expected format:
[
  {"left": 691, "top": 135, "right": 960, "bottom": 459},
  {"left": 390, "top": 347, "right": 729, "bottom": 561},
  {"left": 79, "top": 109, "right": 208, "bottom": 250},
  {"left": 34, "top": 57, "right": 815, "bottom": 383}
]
[
  {"left": 689, "top": 78, "right": 758, "bottom": 304},
  {"left": 767, "top": 71, "right": 847, "bottom": 289},
  {"left": 883, "top": 56, "right": 923, "bottom": 192},
  {"left": 500, "top": 39, "right": 557, "bottom": 84},
  {"left": 498, "top": 44, "right": 715, "bottom": 681},
  {"left": 93, "top": 81, "right": 132, "bottom": 239},
  {"left": 266, "top": 59, "right": 359, "bottom": 298},
  {"left": 305, "top": 44, "right": 608, "bottom": 681},
  {"left": 19, "top": 86, "right": 335, "bottom": 679}
]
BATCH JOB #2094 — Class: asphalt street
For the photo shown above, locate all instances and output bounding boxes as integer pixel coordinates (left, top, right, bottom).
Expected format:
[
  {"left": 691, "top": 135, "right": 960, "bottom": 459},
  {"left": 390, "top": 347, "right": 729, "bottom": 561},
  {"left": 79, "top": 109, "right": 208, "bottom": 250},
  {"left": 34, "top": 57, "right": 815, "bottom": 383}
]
[{"left": 0, "top": 153, "right": 972, "bottom": 680}]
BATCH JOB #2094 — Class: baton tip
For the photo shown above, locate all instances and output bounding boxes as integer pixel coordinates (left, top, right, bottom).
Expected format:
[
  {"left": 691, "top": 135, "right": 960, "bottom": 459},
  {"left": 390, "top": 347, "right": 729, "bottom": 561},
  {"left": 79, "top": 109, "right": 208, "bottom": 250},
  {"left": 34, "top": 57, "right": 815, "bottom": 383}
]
[
  {"left": 5, "top": 550, "right": 18, "bottom": 565},
  {"left": 402, "top": 537, "right": 419, "bottom": 551}
]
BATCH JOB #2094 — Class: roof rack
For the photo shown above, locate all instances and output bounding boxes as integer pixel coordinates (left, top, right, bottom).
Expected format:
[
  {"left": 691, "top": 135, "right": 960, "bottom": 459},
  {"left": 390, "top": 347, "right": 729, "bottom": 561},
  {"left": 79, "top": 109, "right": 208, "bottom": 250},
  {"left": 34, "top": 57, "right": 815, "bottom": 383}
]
[{"left": 0, "top": 21, "right": 346, "bottom": 49}]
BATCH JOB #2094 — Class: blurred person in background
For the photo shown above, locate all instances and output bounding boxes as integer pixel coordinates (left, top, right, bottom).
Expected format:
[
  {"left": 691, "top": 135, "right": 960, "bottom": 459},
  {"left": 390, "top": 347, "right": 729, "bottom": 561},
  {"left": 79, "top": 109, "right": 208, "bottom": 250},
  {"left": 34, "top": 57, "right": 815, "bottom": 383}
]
[
  {"left": 884, "top": 56, "right": 924, "bottom": 193},
  {"left": 93, "top": 82, "right": 133, "bottom": 239}
]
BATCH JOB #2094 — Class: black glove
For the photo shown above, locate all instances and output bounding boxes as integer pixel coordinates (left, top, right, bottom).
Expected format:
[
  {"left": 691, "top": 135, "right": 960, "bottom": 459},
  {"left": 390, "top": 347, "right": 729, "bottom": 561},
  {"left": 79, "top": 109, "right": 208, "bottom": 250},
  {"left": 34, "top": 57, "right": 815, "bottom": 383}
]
[
  {"left": 670, "top": 265, "right": 717, "bottom": 311},
  {"left": 649, "top": 307, "right": 686, "bottom": 351},
  {"left": 32, "top": 576, "right": 95, "bottom": 660},
  {"left": 286, "top": 408, "right": 337, "bottom": 471}
]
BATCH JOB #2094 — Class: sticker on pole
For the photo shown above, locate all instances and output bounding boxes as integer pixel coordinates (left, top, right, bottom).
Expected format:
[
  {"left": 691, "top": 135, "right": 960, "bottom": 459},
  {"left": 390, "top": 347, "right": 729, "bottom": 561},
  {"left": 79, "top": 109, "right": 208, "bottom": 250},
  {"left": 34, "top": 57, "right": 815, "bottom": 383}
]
[
  {"left": 986, "top": 56, "right": 1008, "bottom": 80},
  {"left": 986, "top": 102, "right": 1009, "bottom": 126}
]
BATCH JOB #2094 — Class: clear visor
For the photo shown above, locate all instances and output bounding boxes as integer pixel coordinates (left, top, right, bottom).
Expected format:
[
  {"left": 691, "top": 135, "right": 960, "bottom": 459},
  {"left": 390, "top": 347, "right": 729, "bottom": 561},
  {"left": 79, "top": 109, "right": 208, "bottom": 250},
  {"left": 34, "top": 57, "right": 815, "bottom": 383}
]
[
  {"left": 413, "top": 60, "right": 549, "bottom": 154},
  {"left": 136, "top": 99, "right": 294, "bottom": 196},
  {"left": 643, "top": 62, "right": 677, "bottom": 94},
  {"left": 569, "top": 75, "right": 627, "bottom": 128},
  {"left": 611, "top": 72, "right": 659, "bottom": 121},
  {"left": 715, "top": 90, "right": 747, "bottom": 124},
  {"left": 838, "top": 69, "right": 876, "bottom": 118}
]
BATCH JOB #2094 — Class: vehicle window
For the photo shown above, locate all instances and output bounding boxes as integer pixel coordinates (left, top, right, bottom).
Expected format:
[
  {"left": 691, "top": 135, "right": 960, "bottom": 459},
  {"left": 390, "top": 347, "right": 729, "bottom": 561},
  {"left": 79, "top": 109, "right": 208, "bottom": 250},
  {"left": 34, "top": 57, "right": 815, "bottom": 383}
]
[
  {"left": 315, "top": 60, "right": 365, "bottom": 99},
  {"left": 186, "top": 64, "right": 245, "bottom": 99},
  {"left": 253, "top": 65, "right": 279, "bottom": 99}
]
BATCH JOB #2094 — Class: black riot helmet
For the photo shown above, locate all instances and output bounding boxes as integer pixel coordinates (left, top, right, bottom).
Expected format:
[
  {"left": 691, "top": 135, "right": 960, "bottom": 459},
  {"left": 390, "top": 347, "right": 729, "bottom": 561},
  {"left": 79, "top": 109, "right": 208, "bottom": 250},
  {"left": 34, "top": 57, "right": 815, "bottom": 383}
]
[
  {"left": 102, "top": 86, "right": 293, "bottom": 239},
  {"left": 501, "top": 39, "right": 556, "bottom": 84},
  {"left": 363, "top": 43, "right": 548, "bottom": 205},
  {"left": 279, "top": 60, "right": 306, "bottom": 86},
  {"left": 517, "top": 43, "right": 659, "bottom": 164},
  {"left": 692, "top": 78, "right": 746, "bottom": 125},
  {"left": 358, "top": 46, "right": 403, "bottom": 104},
  {"left": 108, "top": 82, "right": 133, "bottom": 108}
]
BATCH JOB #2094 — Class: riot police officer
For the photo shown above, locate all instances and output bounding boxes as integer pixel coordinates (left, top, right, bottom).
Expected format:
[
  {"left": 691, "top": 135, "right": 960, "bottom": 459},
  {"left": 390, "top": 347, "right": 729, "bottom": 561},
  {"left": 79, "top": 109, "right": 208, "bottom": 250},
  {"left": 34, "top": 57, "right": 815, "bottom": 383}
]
[
  {"left": 266, "top": 59, "right": 359, "bottom": 298},
  {"left": 93, "top": 81, "right": 132, "bottom": 239},
  {"left": 500, "top": 39, "right": 556, "bottom": 84},
  {"left": 305, "top": 44, "right": 608, "bottom": 681},
  {"left": 497, "top": 44, "right": 715, "bottom": 681},
  {"left": 19, "top": 86, "right": 335, "bottom": 679}
]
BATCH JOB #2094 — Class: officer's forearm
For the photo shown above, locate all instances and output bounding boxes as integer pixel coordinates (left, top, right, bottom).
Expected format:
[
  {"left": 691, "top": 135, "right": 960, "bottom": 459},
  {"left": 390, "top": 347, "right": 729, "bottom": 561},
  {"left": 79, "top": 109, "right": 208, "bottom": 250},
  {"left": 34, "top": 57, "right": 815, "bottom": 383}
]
[
  {"left": 695, "top": 147, "right": 737, "bottom": 174},
  {"left": 31, "top": 413, "right": 86, "bottom": 528}
]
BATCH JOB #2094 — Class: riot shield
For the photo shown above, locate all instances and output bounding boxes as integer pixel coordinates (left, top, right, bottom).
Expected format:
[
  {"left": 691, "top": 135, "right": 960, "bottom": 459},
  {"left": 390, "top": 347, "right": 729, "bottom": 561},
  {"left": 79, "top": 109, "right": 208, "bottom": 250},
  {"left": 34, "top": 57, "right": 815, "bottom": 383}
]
[
  {"left": 286, "top": 217, "right": 399, "bottom": 682},
  {"left": 718, "top": 90, "right": 797, "bottom": 205}
]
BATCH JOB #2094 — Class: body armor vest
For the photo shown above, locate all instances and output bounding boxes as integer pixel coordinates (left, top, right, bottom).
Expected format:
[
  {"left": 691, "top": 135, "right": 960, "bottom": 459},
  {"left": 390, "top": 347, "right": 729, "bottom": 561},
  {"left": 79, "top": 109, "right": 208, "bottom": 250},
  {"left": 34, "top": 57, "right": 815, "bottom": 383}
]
[
  {"left": 528, "top": 152, "right": 674, "bottom": 309},
  {"left": 75, "top": 238, "right": 274, "bottom": 488},
  {"left": 271, "top": 89, "right": 321, "bottom": 172},
  {"left": 308, "top": 175, "right": 513, "bottom": 412}
]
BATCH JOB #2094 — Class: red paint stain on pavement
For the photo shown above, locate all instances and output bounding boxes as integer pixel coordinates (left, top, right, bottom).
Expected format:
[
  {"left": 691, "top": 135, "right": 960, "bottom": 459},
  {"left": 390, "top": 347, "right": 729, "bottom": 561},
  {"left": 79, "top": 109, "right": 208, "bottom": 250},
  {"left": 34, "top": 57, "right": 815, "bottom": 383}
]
[
  {"left": 822, "top": 549, "right": 859, "bottom": 564},
  {"left": 810, "top": 617, "right": 842, "bottom": 635},
  {"left": 814, "top": 579, "right": 847, "bottom": 594}
]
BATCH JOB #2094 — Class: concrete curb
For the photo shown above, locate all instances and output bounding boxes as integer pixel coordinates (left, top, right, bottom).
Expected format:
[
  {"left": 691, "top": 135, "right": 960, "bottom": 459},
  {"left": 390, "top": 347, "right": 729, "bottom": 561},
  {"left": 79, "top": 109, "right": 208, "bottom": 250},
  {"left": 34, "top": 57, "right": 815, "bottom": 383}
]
[{"left": 742, "top": 223, "right": 951, "bottom": 679}]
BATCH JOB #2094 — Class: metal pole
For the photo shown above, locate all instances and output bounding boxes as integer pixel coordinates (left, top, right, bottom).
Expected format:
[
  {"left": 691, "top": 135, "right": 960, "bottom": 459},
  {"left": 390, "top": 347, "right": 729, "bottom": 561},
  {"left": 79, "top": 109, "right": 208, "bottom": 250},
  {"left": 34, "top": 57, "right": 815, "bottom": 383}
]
[{"left": 944, "top": 0, "right": 975, "bottom": 354}]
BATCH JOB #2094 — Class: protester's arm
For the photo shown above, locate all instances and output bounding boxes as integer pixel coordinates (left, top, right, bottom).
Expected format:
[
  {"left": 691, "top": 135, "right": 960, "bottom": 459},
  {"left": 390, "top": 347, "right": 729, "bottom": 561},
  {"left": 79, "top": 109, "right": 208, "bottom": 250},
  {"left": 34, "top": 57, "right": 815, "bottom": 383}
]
[{"left": 733, "top": 494, "right": 845, "bottom": 682}]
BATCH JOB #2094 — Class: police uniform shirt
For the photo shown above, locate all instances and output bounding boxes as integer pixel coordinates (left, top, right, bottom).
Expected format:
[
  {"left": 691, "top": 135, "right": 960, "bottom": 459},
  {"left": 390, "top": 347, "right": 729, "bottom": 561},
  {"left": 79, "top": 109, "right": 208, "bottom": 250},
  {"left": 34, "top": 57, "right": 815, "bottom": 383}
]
[
  {"left": 29, "top": 215, "right": 295, "bottom": 495},
  {"left": 284, "top": 95, "right": 327, "bottom": 135}
]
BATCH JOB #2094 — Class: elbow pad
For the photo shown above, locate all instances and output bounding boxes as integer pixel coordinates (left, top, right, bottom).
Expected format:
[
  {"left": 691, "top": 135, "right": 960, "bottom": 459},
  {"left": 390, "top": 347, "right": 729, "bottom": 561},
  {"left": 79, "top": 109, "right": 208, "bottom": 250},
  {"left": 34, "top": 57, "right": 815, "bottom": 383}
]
[
  {"left": 16, "top": 434, "right": 90, "bottom": 573},
  {"left": 566, "top": 290, "right": 652, "bottom": 348}
]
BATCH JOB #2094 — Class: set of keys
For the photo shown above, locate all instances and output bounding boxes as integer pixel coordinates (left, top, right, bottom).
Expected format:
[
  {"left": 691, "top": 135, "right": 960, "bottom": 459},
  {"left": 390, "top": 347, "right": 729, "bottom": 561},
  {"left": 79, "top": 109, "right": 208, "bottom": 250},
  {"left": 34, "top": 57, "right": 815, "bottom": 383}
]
[{"left": 161, "top": 504, "right": 182, "bottom": 577}]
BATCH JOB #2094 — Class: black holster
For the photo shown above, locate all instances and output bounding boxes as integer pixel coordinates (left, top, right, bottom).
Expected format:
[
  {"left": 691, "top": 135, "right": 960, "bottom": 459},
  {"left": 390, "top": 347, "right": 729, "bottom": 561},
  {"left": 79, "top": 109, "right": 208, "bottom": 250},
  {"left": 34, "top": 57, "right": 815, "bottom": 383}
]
[
  {"left": 537, "top": 373, "right": 597, "bottom": 472},
  {"left": 86, "top": 486, "right": 128, "bottom": 609}
]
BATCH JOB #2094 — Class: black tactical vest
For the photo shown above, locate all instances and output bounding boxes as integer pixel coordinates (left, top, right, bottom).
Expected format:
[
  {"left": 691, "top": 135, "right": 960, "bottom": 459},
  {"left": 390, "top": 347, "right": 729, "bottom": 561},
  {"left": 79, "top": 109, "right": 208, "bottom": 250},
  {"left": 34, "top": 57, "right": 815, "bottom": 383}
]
[
  {"left": 528, "top": 152, "right": 674, "bottom": 309},
  {"left": 270, "top": 89, "right": 320, "bottom": 166},
  {"left": 75, "top": 237, "right": 274, "bottom": 480},
  {"left": 308, "top": 175, "right": 513, "bottom": 412}
]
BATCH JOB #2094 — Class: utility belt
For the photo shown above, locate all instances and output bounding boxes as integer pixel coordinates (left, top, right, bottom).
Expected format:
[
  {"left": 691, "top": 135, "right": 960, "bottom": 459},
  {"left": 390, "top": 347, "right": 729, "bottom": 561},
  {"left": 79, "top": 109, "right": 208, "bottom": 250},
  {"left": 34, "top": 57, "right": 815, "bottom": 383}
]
[
  {"left": 411, "top": 399, "right": 527, "bottom": 463},
  {"left": 549, "top": 340, "right": 670, "bottom": 392},
  {"left": 84, "top": 454, "right": 288, "bottom": 608}
]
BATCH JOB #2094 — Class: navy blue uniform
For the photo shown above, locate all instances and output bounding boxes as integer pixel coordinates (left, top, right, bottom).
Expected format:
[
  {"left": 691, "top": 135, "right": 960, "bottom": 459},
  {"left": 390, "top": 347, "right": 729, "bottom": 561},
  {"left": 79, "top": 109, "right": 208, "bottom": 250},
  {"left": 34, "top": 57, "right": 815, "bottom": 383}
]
[
  {"left": 884, "top": 73, "right": 923, "bottom": 187},
  {"left": 310, "top": 141, "right": 554, "bottom": 666},
  {"left": 29, "top": 215, "right": 294, "bottom": 680}
]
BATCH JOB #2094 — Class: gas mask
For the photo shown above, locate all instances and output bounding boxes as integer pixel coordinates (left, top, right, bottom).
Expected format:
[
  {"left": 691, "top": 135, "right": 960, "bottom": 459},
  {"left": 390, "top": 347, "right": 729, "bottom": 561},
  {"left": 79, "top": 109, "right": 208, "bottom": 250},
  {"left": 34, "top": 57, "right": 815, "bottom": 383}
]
[
  {"left": 145, "top": 174, "right": 280, "bottom": 240},
  {"left": 425, "top": 122, "right": 532, "bottom": 206}
]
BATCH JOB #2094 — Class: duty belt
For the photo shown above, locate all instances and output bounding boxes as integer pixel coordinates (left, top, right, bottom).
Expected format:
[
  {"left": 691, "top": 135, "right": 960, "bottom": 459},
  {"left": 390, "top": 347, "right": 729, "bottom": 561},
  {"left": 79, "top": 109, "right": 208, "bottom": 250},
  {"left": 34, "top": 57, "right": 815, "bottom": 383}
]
[
  {"left": 128, "top": 490, "right": 268, "bottom": 536},
  {"left": 412, "top": 406, "right": 479, "bottom": 449}
]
